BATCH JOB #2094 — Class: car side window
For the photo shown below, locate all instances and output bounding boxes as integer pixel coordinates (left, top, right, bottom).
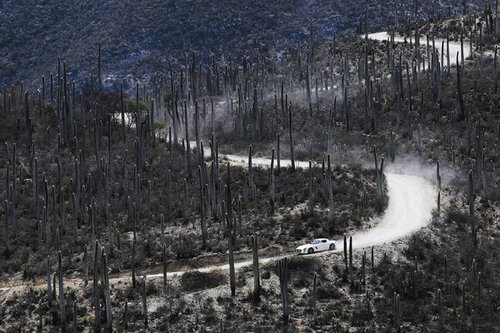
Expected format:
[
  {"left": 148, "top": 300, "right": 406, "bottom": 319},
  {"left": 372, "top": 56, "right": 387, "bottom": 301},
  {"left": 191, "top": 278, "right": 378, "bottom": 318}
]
[{"left": 321, "top": 240, "right": 326, "bottom": 243}]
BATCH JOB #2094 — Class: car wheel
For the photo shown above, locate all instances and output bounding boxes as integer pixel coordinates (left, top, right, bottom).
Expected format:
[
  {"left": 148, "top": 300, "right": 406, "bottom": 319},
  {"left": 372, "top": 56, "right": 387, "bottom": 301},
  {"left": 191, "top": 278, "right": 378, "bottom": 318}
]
[
  {"left": 329, "top": 243, "right": 335, "bottom": 250},
  {"left": 308, "top": 248, "right": 314, "bottom": 254}
]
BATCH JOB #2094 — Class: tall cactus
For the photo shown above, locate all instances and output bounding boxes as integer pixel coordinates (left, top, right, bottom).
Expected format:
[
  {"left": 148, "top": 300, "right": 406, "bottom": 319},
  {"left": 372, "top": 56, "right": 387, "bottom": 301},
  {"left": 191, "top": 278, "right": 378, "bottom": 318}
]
[
  {"left": 312, "top": 273, "right": 317, "bottom": 321},
  {"left": 343, "top": 235, "right": 348, "bottom": 271},
  {"left": 349, "top": 236, "right": 353, "bottom": 286},
  {"left": 248, "top": 145, "right": 254, "bottom": 201},
  {"left": 47, "top": 256, "right": 52, "bottom": 302},
  {"left": 132, "top": 238, "right": 137, "bottom": 288},
  {"left": 142, "top": 277, "right": 148, "bottom": 328},
  {"left": 394, "top": 293, "right": 401, "bottom": 331},
  {"left": 184, "top": 100, "right": 192, "bottom": 178},
  {"left": 103, "top": 252, "right": 112, "bottom": 331},
  {"left": 306, "top": 64, "right": 313, "bottom": 117},
  {"left": 38, "top": 299, "right": 43, "bottom": 332},
  {"left": 73, "top": 300, "right": 77, "bottom": 332},
  {"left": 227, "top": 212, "right": 236, "bottom": 297},
  {"left": 308, "top": 161, "right": 314, "bottom": 215},
  {"left": 289, "top": 105, "right": 295, "bottom": 171},
  {"left": 276, "top": 133, "right": 281, "bottom": 173},
  {"left": 162, "top": 242, "right": 167, "bottom": 293},
  {"left": 468, "top": 170, "right": 476, "bottom": 245},
  {"left": 58, "top": 250, "right": 66, "bottom": 329},
  {"left": 93, "top": 241, "right": 100, "bottom": 331},
  {"left": 252, "top": 235, "right": 260, "bottom": 302},
  {"left": 437, "top": 288, "right": 442, "bottom": 315},
  {"left": 374, "top": 147, "right": 385, "bottom": 196},
  {"left": 269, "top": 149, "right": 275, "bottom": 215},
  {"left": 436, "top": 160, "right": 441, "bottom": 189},
  {"left": 278, "top": 258, "right": 289, "bottom": 332},
  {"left": 327, "top": 165, "right": 335, "bottom": 228}
]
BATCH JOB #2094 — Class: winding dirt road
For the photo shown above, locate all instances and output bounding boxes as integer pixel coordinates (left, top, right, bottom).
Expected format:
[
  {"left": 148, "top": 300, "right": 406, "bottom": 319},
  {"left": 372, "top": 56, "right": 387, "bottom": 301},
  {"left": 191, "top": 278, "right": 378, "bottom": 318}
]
[
  {"left": 0, "top": 149, "right": 437, "bottom": 290},
  {"left": 368, "top": 32, "right": 472, "bottom": 66},
  {"left": 138, "top": 170, "right": 436, "bottom": 282},
  {"left": 1, "top": 33, "right": 443, "bottom": 291}
]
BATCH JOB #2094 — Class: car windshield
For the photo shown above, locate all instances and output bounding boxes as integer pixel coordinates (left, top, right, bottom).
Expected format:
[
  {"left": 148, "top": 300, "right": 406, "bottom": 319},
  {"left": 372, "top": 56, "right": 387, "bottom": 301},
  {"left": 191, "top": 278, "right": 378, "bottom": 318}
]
[{"left": 311, "top": 240, "right": 320, "bottom": 244}]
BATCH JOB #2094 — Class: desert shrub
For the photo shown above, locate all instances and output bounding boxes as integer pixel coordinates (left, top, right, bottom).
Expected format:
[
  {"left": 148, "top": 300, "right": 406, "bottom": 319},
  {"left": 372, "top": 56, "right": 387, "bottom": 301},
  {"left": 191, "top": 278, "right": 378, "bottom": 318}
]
[
  {"left": 174, "top": 234, "right": 201, "bottom": 259},
  {"left": 404, "top": 231, "right": 432, "bottom": 261},
  {"left": 445, "top": 208, "right": 469, "bottom": 230},
  {"left": 287, "top": 256, "right": 321, "bottom": 275},
  {"left": 180, "top": 270, "right": 227, "bottom": 292},
  {"left": 316, "top": 283, "right": 343, "bottom": 300}
]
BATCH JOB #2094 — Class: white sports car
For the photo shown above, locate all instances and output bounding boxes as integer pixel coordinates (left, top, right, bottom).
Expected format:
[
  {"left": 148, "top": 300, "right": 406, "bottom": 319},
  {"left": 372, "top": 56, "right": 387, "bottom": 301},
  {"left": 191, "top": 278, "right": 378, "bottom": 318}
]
[{"left": 296, "top": 238, "right": 336, "bottom": 255}]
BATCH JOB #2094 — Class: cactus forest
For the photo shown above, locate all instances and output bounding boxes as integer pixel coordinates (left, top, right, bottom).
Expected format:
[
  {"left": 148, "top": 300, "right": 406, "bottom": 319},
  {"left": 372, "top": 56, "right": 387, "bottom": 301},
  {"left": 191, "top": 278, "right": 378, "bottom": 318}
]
[{"left": 0, "top": 1, "right": 499, "bottom": 332}]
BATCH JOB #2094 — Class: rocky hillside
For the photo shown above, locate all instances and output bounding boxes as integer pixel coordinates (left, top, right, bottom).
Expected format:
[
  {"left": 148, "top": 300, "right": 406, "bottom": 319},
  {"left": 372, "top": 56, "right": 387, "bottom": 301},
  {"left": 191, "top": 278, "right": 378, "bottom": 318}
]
[{"left": 0, "top": 0, "right": 481, "bottom": 90}]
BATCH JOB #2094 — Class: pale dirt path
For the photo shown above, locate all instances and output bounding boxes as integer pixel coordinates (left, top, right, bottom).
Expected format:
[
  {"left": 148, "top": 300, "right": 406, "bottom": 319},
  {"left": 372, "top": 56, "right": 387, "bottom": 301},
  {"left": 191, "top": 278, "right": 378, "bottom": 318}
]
[
  {"left": 368, "top": 31, "right": 471, "bottom": 66},
  {"left": 0, "top": 149, "right": 436, "bottom": 291},
  {"left": 1, "top": 133, "right": 437, "bottom": 291},
  {"left": 134, "top": 172, "right": 436, "bottom": 283}
]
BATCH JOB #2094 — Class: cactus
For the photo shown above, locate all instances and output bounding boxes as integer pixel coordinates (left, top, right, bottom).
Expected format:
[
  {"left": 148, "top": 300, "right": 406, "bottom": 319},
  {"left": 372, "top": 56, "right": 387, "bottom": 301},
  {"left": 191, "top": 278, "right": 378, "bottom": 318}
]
[
  {"left": 58, "top": 250, "right": 66, "bottom": 329},
  {"left": 120, "top": 84, "right": 126, "bottom": 143},
  {"left": 269, "top": 149, "right": 275, "bottom": 215},
  {"left": 362, "top": 250, "right": 366, "bottom": 287},
  {"left": 227, "top": 212, "right": 236, "bottom": 297},
  {"left": 308, "top": 161, "right": 313, "bottom": 214},
  {"left": 248, "top": 145, "right": 254, "bottom": 202},
  {"left": 73, "top": 300, "right": 77, "bottom": 333},
  {"left": 349, "top": 236, "right": 353, "bottom": 286},
  {"left": 437, "top": 159, "right": 441, "bottom": 189},
  {"left": 477, "top": 272, "right": 481, "bottom": 297},
  {"left": 374, "top": 147, "right": 385, "bottom": 197},
  {"left": 437, "top": 288, "right": 442, "bottom": 315},
  {"left": 252, "top": 235, "right": 260, "bottom": 302},
  {"left": 106, "top": 204, "right": 113, "bottom": 254},
  {"left": 306, "top": 64, "right": 313, "bottom": 117},
  {"left": 194, "top": 100, "right": 201, "bottom": 163},
  {"left": 343, "top": 235, "right": 348, "bottom": 271},
  {"left": 289, "top": 105, "right": 295, "bottom": 171},
  {"left": 198, "top": 166, "right": 207, "bottom": 246},
  {"left": 451, "top": 279, "right": 458, "bottom": 311},
  {"left": 52, "top": 272, "right": 57, "bottom": 300},
  {"left": 103, "top": 252, "right": 112, "bottom": 331},
  {"left": 47, "top": 256, "right": 52, "bottom": 302},
  {"left": 437, "top": 190, "right": 441, "bottom": 216},
  {"left": 456, "top": 60, "right": 465, "bottom": 120},
  {"left": 462, "top": 279, "right": 466, "bottom": 312},
  {"left": 162, "top": 242, "right": 167, "bottom": 292},
  {"left": 83, "top": 244, "right": 88, "bottom": 287},
  {"left": 312, "top": 273, "right": 317, "bottom": 321},
  {"left": 132, "top": 239, "right": 136, "bottom": 288},
  {"left": 124, "top": 300, "right": 128, "bottom": 330},
  {"left": 4, "top": 200, "right": 9, "bottom": 252},
  {"left": 36, "top": 299, "right": 43, "bottom": 333},
  {"left": 93, "top": 241, "right": 100, "bottom": 330},
  {"left": 394, "top": 293, "right": 401, "bottom": 331},
  {"left": 184, "top": 100, "right": 192, "bottom": 178},
  {"left": 276, "top": 133, "right": 281, "bottom": 173},
  {"left": 142, "top": 277, "right": 148, "bottom": 328},
  {"left": 468, "top": 170, "right": 476, "bottom": 246},
  {"left": 278, "top": 258, "right": 289, "bottom": 332},
  {"left": 327, "top": 165, "right": 335, "bottom": 228},
  {"left": 495, "top": 46, "right": 498, "bottom": 92}
]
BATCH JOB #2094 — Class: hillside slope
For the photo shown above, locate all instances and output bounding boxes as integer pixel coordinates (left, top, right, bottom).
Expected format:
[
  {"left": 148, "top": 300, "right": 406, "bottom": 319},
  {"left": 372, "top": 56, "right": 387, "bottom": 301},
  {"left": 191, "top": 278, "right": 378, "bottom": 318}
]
[{"left": 0, "top": 0, "right": 479, "bottom": 90}]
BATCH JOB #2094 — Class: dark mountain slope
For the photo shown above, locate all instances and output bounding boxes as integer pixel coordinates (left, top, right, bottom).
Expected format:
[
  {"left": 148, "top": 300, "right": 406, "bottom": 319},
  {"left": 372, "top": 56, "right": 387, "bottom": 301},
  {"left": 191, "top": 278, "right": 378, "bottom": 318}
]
[{"left": 0, "top": 0, "right": 479, "bottom": 89}]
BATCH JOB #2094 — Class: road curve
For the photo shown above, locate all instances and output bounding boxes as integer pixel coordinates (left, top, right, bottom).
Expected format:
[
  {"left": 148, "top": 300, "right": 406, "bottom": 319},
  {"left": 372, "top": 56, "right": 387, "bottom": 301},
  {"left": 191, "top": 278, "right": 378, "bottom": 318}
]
[
  {"left": 367, "top": 31, "right": 471, "bottom": 67},
  {"left": 132, "top": 171, "right": 436, "bottom": 282}
]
